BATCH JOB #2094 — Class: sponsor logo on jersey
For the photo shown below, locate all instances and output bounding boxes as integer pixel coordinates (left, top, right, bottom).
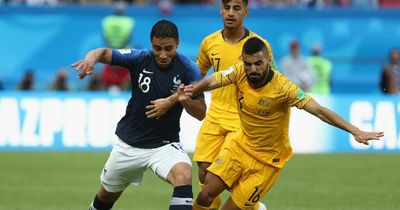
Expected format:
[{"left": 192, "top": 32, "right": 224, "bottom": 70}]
[
  {"left": 258, "top": 110, "right": 270, "bottom": 116},
  {"left": 142, "top": 68, "right": 153, "bottom": 74}
]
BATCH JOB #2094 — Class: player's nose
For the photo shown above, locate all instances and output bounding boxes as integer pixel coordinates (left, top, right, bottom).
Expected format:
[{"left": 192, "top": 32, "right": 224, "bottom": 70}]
[{"left": 159, "top": 51, "right": 167, "bottom": 59}]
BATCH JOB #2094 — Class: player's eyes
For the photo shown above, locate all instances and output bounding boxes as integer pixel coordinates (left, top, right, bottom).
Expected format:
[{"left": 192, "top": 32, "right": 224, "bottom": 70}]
[
  {"left": 152, "top": 46, "right": 161, "bottom": 51},
  {"left": 164, "top": 47, "right": 173, "bottom": 52}
]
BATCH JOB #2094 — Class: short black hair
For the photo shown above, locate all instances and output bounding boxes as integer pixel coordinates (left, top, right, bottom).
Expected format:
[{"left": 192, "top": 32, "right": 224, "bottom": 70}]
[
  {"left": 150, "top": 19, "right": 179, "bottom": 41},
  {"left": 222, "top": 0, "right": 248, "bottom": 6},
  {"left": 242, "top": 37, "right": 268, "bottom": 58}
]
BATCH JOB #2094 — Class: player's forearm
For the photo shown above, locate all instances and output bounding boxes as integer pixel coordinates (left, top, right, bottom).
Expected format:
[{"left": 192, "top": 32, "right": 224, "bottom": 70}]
[
  {"left": 84, "top": 48, "right": 112, "bottom": 64},
  {"left": 165, "top": 93, "right": 179, "bottom": 106},
  {"left": 192, "top": 76, "right": 219, "bottom": 96},
  {"left": 317, "top": 106, "right": 360, "bottom": 135},
  {"left": 181, "top": 99, "right": 206, "bottom": 121}
]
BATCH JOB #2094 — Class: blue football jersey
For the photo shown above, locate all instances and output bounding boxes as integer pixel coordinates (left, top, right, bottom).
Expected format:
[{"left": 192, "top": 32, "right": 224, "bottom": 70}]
[{"left": 111, "top": 49, "right": 203, "bottom": 148}]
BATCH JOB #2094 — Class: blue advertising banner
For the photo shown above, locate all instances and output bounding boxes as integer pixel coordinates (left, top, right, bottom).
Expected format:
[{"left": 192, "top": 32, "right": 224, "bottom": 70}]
[{"left": 0, "top": 92, "right": 399, "bottom": 153}]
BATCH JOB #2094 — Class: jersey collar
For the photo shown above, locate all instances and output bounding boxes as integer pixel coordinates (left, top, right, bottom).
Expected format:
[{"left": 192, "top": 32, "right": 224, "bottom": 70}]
[{"left": 221, "top": 28, "right": 250, "bottom": 43}]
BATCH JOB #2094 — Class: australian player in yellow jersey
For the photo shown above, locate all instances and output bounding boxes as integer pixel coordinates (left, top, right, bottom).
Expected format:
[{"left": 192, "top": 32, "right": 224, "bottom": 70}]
[
  {"left": 195, "top": 0, "right": 274, "bottom": 209},
  {"left": 183, "top": 37, "right": 384, "bottom": 210}
]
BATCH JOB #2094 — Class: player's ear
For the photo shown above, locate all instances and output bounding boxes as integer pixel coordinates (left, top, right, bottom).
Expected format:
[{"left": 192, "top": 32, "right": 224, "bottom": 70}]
[{"left": 176, "top": 39, "right": 180, "bottom": 48}]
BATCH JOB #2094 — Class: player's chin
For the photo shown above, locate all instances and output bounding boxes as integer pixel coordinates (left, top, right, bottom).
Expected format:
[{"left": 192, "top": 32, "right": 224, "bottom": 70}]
[
  {"left": 224, "top": 20, "right": 237, "bottom": 27},
  {"left": 157, "top": 61, "right": 171, "bottom": 68},
  {"left": 248, "top": 77, "right": 263, "bottom": 85}
]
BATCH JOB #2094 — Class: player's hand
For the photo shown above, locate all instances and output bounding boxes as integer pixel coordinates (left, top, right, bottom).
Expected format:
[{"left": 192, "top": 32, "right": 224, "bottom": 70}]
[
  {"left": 177, "top": 84, "right": 192, "bottom": 104},
  {"left": 183, "top": 84, "right": 194, "bottom": 98},
  {"left": 353, "top": 130, "right": 384, "bottom": 145},
  {"left": 70, "top": 59, "right": 96, "bottom": 79},
  {"left": 146, "top": 98, "right": 173, "bottom": 119}
]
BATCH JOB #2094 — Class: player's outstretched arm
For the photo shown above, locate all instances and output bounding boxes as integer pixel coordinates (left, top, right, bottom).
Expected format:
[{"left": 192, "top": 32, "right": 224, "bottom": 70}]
[
  {"left": 303, "top": 98, "right": 384, "bottom": 145},
  {"left": 146, "top": 75, "right": 220, "bottom": 119},
  {"left": 183, "top": 75, "right": 221, "bottom": 98},
  {"left": 71, "top": 48, "right": 112, "bottom": 79}
]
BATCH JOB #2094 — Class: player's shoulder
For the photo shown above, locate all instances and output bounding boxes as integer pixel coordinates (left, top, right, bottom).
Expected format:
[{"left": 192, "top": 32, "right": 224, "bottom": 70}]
[
  {"left": 247, "top": 30, "right": 259, "bottom": 37},
  {"left": 203, "top": 30, "right": 223, "bottom": 43},
  {"left": 247, "top": 30, "right": 263, "bottom": 39},
  {"left": 273, "top": 69, "right": 288, "bottom": 83},
  {"left": 176, "top": 53, "right": 197, "bottom": 68},
  {"left": 114, "top": 48, "right": 151, "bottom": 56},
  {"left": 272, "top": 69, "right": 296, "bottom": 91},
  {"left": 134, "top": 48, "right": 152, "bottom": 56},
  {"left": 247, "top": 30, "right": 271, "bottom": 45},
  {"left": 225, "top": 62, "right": 245, "bottom": 77}
]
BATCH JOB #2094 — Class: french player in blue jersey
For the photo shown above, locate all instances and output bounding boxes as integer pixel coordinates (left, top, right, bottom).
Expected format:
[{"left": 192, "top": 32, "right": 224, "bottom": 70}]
[{"left": 72, "top": 20, "right": 206, "bottom": 210}]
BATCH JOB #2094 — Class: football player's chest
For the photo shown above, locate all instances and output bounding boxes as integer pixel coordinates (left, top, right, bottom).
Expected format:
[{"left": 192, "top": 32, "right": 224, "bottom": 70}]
[
  {"left": 135, "top": 65, "right": 183, "bottom": 95},
  {"left": 209, "top": 44, "right": 242, "bottom": 71},
  {"left": 238, "top": 87, "right": 282, "bottom": 116}
]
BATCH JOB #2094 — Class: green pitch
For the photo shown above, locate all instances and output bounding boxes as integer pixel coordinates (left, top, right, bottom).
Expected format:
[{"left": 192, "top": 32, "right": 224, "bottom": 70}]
[{"left": 0, "top": 152, "right": 398, "bottom": 210}]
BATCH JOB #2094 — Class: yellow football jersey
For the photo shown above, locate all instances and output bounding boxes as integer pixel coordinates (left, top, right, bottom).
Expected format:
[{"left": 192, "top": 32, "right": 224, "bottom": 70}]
[
  {"left": 213, "top": 64, "right": 312, "bottom": 168},
  {"left": 196, "top": 29, "right": 274, "bottom": 127}
]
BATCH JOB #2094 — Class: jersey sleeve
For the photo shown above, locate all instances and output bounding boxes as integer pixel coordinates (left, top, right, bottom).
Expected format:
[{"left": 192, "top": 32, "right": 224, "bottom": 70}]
[
  {"left": 111, "top": 49, "right": 149, "bottom": 69},
  {"left": 212, "top": 63, "right": 241, "bottom": 87},
  {"left": 182, "top": 56, "right": 202, "bottom": 83},
  {"left": 181, "top": 54, "right": 204, "bottom": 99},
  {"left": 196, "top": 38, "right": 211, "bottom": 76},
  {"left": 280, "top": 76, "right": 311, "bottom": 109}
]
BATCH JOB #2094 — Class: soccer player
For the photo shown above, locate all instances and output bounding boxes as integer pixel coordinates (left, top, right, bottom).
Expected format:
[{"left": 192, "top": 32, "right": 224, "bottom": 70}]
[
  {"left": 71, "top": 20, "right": 206, "bottom": 210},
  {"left": 182, "top": 37, "right": 384, "bottom": 210},
  {"left": 194, "top": 0, "right": 274, "bottom": 209}
]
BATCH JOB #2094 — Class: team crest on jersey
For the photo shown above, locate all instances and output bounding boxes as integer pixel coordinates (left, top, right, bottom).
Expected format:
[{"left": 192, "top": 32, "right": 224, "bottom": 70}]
[
  {"left": 170, "top": 75, "right": 182, "bottom": 94},
  {"left": 258, "top": 98, "right": 269, "bottom": 107},
  {"left": 118, "top": 49, "right": 132, "bottom": 54},
  {"left": 258, "top": 98, "right": 270, "bottom": 116}
]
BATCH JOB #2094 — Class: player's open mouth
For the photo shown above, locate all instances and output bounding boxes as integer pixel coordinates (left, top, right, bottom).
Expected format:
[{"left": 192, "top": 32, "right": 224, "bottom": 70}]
[{"left": 158, "top": 60, "right": 169, "bottom": 66}]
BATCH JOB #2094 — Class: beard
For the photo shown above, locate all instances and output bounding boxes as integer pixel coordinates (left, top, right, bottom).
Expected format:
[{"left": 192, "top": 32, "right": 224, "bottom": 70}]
[{"left": 247, "top": 73, "right": 263, "bottom": 84}]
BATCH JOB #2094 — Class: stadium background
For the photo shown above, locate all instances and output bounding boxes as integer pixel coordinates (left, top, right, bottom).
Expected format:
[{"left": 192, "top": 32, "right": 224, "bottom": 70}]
[{"left": 0, "top": 2, "right": 399, "bottom": 210}]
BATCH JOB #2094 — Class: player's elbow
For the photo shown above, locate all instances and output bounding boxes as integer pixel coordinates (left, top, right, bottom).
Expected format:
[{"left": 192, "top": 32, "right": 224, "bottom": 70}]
[
  {"left": 196, "top": 111, "right": 206, "bottom": 121},
  {"left": 194, "top": 106, "right": 206, "bottom": 121},
  {"left": 197, "top": 107, "right": 207, "bottom": 121}
]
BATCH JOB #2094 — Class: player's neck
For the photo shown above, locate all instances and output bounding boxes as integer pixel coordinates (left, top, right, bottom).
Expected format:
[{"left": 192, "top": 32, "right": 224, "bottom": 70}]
[
  {"left": 248, "top": 67, "right": 273, "bottom": 89},
  {"left": 222, "top": 27, "right": 246, "bottom": 44}
]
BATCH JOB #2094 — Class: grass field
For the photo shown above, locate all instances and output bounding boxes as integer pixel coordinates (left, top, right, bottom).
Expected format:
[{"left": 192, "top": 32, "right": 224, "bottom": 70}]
[{"left": 0, "top": 152, "right": 399, "bottom": 210}]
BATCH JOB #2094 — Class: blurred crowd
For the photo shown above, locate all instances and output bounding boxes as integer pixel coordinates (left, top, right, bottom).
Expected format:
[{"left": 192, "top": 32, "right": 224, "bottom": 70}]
[
  {"left": 1, "top": 0, "right": 400, "bottom": 8},
  {"left": 0, "top": 0, "right": 399, "bottom": 95},
  {"left": 5, "top": 42, "right": 399, "bottom": 95}
]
